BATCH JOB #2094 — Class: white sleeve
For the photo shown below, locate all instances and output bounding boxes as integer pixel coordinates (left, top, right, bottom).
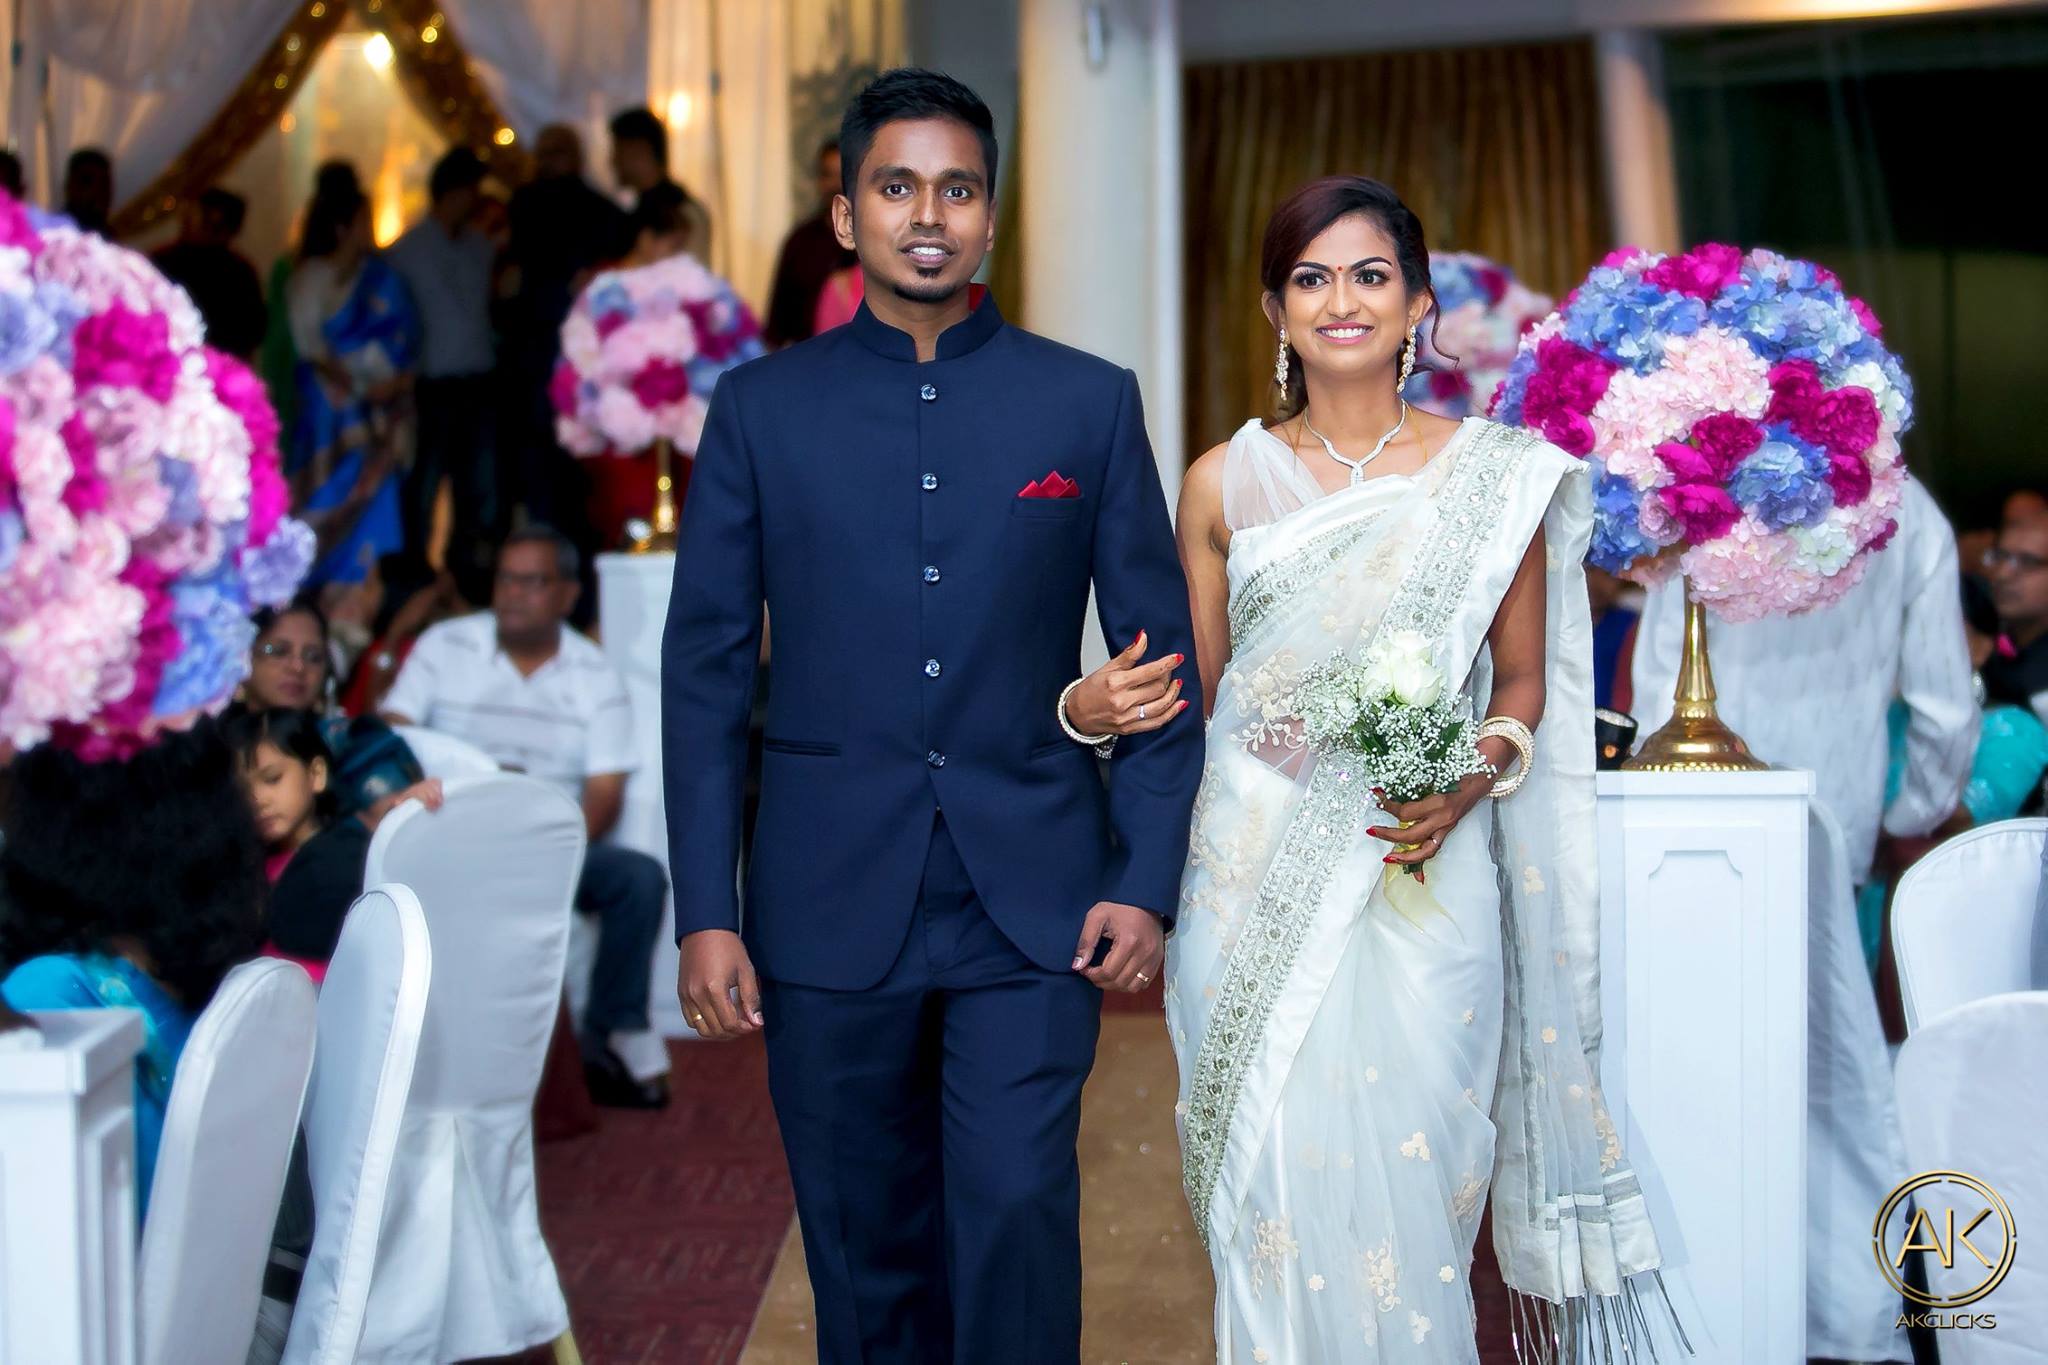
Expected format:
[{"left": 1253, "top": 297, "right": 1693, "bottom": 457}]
[
  {"left": 584, "top": 662, "right": 639, "bottom": 778},
  {"left": 380, "top": 630, "right": 446, "bottom": 728},
  {"left": 1882, "top": 487, "right": 1978, "bottom": 838}
]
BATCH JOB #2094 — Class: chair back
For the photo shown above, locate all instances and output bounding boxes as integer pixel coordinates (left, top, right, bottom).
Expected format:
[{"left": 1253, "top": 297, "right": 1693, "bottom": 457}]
[
  {"left": 1892, "top": 991, "right": 2048, "bottom": 1354},
  {"left": 281, "top": 886, "right": 432, "bottom": 1365},
  {"left": 337, "top": 774, "right": 583, "bottom": 1356},
  {"left": 137, "top": 959, "right": 317, "bottom": 1365},
  {"left": 388, "top": 723, "right": 499, "bottom": 780},
  {"left": 1893, "top": 818, "right": 2045, "bottom": 1031}
]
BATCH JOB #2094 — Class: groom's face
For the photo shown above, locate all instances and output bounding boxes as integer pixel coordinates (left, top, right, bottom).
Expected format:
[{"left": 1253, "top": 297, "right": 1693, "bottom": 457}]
[{"left": 834, "top": 117, "right": 993, "bottom": 307}]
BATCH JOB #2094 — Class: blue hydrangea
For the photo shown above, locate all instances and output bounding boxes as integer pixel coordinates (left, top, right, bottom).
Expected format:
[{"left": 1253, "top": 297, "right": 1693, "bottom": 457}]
[
  {"left": 585, "top": 278, "right": 634, "bottom": 324},
  {"left": 1561, "top": 276, "right": 1704, "bottom": 374},
  {"left": 0, "top": 285, "right": 60, "bottom": 377},
  {"left": 1428, "top": 258, "right": 1492, "bottom": 313},
  {"left": 1491, "top": 348, "right": 1540, "bottom": 424},
  {"left": 155, "top": 454, "right": 204, "bottom": 528},
  {"left": 155, "top": 571, "right": 257, "bottom": 716},
  {"left": 1588, "top": 469, "right": 1660, "bottom": 572},
  {"left": 1728, "top": 426, "right": 1834, "bottom": 530},
  {"left": 0, "top": 506, "right": 22, "bottom": 575}
]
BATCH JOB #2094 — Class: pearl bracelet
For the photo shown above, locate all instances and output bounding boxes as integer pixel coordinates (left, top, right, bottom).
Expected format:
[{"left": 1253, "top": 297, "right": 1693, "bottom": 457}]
[
  {"left": 1477, "top": 716, "right": 1535, "bottom": 799},
  {"left": 1059, "top": 678, "right": 1117, "bottom": 759}
]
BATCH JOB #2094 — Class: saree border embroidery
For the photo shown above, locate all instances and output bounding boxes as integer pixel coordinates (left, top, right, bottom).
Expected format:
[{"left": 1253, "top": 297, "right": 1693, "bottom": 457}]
[
  {"left": 1228, "top": 516, "right": 1381, "bottom": 653},
  {"left": 1182, "top": 423, "right": 1540, "bottom": 1246}
]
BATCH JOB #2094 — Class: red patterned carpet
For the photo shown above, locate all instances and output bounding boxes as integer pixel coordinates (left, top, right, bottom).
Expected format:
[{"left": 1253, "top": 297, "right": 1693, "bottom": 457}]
[{"left": 536, "top": 1038, "right": 793, "bottom": 1365}]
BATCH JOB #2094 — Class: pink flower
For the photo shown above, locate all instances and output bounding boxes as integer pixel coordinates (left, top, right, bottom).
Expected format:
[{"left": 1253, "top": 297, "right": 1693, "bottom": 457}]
[
  {"left": 1655, "top": 441, "right": 1719, "bottom": 485},
  {"left": 1646, "top": 243, "right": 1744, "bottom": 299},
  {"left": 548, "top": 359, "right": 581, "bottom": 417},
  {"left": 1538, "top": 405, "right": 1597, "bottom": 457},
  {"left": 1428, "top": 370, "right": 1470, "bottom": 402},
  {"left": 1825, "top": 453, "right": 1872, "bottom": 508},
  {"left": 1689, "top": 413, "right": 1765, "bottom": 478},
  {"left": 1599, "top": 246, "right": 1650, "bottom": 270},
  {"left": 1793, "top": 385, "right": 1879, "bottom": 460},
  {"left": 204, "top": 349, "right": 281, "bottom": 467},
  {"left": 0, "top": 192, "right": 43, "bottom": 255},
  {"left": 1765, "top": 360, "right": 1823, "bottom": 425},
  {"left": 71, "top": 303, "right": 182, "bottom": 403},
  {"left": 1847, "top": 296, "right": 1882, "bottom": 339},
  {"left": 1867, "top": 518, "right": 1899, "bottom": 553},
  {"left": 0, "top": 394, "right": 16, "bottom": 502},
  {"left": 630, "top": 359, "right": 693, "bottom": 410},
  {"left": 1658, "top": 481, "right": 1741, "bottom": 543},
  {"left": 594, "top": 310, "right": 630, "bottom": 341},
  {"left": 1476, "top": 266, "right": 1508, "bottom": 304}
]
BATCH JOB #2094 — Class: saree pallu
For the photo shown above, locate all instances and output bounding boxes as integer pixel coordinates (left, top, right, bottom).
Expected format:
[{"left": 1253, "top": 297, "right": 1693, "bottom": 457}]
[
  {"left": 291, "top": 255, "right": 419, "bottom": 585},
  {"left": 1168, "top": 419, "right": 1677, "bottom": 1362}
]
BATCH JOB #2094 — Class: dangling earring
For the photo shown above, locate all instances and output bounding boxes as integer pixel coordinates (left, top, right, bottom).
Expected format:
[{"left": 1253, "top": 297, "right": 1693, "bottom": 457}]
[
  {"left": 1275, "top": 327, "right": 1291, "bottom": 404},
  {"left": 1397, "top": 326, "right": 1418, "bottom": 392}
]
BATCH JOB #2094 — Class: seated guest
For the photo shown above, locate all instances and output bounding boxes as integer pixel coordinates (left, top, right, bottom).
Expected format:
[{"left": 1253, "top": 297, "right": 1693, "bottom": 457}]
[
  {"left": 244, "top": 599, "right": 434, "bottom": 824},
  {"left": 381, "top": 526, "right": 669, "bottom": 1107},
  {"left": 225, "top": 708, "right": 400, "bottom": 984},
  {"left": 1983, "top": 487, "right": 2048, "bottom": 728},
  {"left": 1, "top": 722, "right": 267, "bottom": 1221}
]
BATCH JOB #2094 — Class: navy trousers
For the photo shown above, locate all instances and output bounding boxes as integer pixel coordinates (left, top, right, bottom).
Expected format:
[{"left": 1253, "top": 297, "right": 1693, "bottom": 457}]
[
  {"left": 574, "top": 842, "right": 666, "bottom": 1059},
  {"left": 760, "top": 815, "right": 1103, "bottom": 1364}
]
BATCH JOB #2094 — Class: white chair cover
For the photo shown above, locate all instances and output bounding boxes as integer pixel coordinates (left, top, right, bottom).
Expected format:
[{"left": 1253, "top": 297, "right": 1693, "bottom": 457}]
[
  {"left": 282, "top": 886, "right": 433, "bottom": 1365},
  {"left": 388, "top": 724, "right": 500, "bottom": 780},
  {"left": 1893, "top": 992, "right": 2048, "bottom": 1354},
  {"left": 137, "top": 959, "right": 317, "bottom": 1365},
  {"left": 350, "top": 774, "right": 585, "bottom": 1359},
  {"left": 1893, "top": 819, "right": 2046, "bottom": 1031}
]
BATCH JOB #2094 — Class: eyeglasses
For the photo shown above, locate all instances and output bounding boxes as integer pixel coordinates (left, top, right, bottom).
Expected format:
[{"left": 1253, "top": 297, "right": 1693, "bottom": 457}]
[
  {"left": 254, "top": 642, "right": 326, "bottom": 666},
  {"left": 495, "top": 570, "right": 563, "bottom": 593},
  {"left": 1983, "top": 546, "right": 2048, "bottom": 574}
]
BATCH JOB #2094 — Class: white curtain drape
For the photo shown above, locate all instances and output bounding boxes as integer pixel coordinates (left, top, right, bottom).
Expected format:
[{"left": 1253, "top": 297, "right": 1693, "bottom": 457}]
[
  {"left": 439, "top": 0, "right": 646, "bottom": 186},
  {"left": 17, "top": 0, "right": 298, "bottom": 208},
  {"left": 648, "top": 0, "right": 903, "bottom": 313}
]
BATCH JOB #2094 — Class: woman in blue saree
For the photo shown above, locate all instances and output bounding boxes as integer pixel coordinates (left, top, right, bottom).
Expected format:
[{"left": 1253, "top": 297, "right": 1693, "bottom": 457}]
[{"left": 285, "top": 184, "right": 420, "bottom": 587}]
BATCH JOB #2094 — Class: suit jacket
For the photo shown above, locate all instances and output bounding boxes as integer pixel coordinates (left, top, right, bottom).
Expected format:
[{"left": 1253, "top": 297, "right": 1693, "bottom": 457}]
[{"left": 661, "top": 295, "right": 1203, "bottom": 989}]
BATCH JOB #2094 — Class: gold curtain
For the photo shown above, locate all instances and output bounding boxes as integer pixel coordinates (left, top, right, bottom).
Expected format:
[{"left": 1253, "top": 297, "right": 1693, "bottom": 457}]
[
  {"left": 1182, "top": 40, "right": 1610, "bottom": 457},
  {"left": 110, "top": 0, "right": 527, "bottom": 240}
]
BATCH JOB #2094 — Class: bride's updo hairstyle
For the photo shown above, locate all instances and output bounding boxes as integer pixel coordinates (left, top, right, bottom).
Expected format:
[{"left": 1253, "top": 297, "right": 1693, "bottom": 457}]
[{"left": 1260, "top": 176, "right": 1439, "bottom": 421}]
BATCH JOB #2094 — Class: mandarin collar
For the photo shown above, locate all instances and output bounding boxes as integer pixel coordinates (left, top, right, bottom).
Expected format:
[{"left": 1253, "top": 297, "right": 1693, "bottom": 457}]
[{"left": 848, "top": 288, "right": 1003, "bottom": 363}]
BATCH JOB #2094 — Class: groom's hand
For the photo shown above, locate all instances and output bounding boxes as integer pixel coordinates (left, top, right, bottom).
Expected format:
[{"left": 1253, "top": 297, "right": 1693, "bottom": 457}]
[
  {"left": 1072, "top": 902, "right": 1165, "bottom": 993},
  {"left": 678, "top": 929, "right": 764, "bottom": 1040}
]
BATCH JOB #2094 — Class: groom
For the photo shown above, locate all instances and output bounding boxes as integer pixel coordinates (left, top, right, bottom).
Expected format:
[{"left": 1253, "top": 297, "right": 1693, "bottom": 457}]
[{"left": 661, "top": 70, "right": 1202, "bottom": 1361}]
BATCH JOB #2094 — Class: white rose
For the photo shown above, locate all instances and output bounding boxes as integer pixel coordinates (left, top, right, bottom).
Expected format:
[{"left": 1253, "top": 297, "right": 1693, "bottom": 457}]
[
  {"left": 1360, "top": 653, "right": 1399, "bottom": 702},
  {"left": 1387, "top": 653, "right": 1444, "bottom": 707}
]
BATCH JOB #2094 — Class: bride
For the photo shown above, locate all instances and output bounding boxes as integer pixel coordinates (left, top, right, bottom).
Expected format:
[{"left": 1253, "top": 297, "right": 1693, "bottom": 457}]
[{"left": 1165, "top": 177, "right": 1677, "bottom": 1361}]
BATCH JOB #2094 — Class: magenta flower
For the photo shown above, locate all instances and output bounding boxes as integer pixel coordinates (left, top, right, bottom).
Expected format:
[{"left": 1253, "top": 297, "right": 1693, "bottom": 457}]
[
  {"left": 71, "top": 303, "right": 181, "bottom": 404},
  {"left": 1646, "top": 243, "right": 1744, "bottom": 299},
  {"left": 1654, "top": 441, "right": 1719, "bottom": 485},
  {"left": 630, "top": 359, "right": 693, "bottom": 409},
  {"left": 1794, "top": 385, "right": 1879, "bottom": 460},
  {"left": 1657, "top": 482, "right": 1741, "bottom": 543},
  {"left": 1826, "top": 452, "right": 1873, "bottom": 508},
  {"left": 1764, "top": 359, "right": 1824, "bottom": 425},
  {"left": 1689, "top": 413, "right": 1766, "bottom": 479},
  {"left": 548, "top": 359, "right": 580, "bottom": 416},
  {"left": 0, "top": 192, "right": 41, "bottom": 256},
  {"left": 1847, "top": 296, "right": 1882, "bottom": 339}
]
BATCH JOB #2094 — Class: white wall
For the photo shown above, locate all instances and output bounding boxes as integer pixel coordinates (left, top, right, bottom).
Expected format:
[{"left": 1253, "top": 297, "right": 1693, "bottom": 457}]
[{"left": 906, "top": 0, "right": 1019, "bottom": 183}]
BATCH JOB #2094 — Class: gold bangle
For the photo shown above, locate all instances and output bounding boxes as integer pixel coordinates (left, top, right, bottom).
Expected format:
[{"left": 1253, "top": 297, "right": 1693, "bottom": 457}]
[{"left": 1478, "top": 716, "right": 1534, "bottom": 799}]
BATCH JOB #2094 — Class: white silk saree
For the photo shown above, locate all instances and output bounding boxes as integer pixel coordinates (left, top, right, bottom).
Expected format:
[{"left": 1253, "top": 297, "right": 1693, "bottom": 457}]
[{"left": 1167, "top": 418, "right": 1679, "bottom": 1363}]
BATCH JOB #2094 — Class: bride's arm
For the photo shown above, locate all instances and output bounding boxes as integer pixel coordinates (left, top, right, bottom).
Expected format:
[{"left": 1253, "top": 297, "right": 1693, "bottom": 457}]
[
  {"left": 1177, "top": 444, "right": 1233, "bottom": 718},
  {"left": 1480, "top": 523, "right": 1548, "bottom": 767}
]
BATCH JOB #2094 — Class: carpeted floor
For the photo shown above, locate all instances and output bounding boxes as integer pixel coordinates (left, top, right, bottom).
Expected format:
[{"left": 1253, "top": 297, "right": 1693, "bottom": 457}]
[{"left": 536, "top": 1037, "right": 794, "bottom": 1365}]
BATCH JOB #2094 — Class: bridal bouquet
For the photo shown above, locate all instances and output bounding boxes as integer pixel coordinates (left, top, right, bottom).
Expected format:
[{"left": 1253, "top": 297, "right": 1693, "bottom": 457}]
[
  {"left": 1402, "top": 252, "right": 1553, "bottom": 419},
  {"left": 1, "top": 192, "right": 314, "bottom": 758},
  {"left": 1491, "top": 244, "right": 1910, "bottom": 621},
  {"left": 1294, "top": 631, "right": 1489, "bottom": 803},
  {"left": 551, "top": 252, "right": 764, "bottom": 457}
]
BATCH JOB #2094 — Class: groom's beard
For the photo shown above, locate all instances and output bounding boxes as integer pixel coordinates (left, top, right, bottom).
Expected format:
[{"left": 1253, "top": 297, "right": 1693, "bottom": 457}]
[{"left": 890, "top": 275, "right": 967, "bottom": 306}]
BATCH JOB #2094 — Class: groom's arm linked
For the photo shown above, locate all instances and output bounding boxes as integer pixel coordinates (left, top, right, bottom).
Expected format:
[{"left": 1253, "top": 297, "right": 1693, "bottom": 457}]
[
  {"left": 661, "top": 371, "right": 764, "bottom": 1040},
  {"left": 1070, "top": 369, "right": 1206, "bottom": 983}
]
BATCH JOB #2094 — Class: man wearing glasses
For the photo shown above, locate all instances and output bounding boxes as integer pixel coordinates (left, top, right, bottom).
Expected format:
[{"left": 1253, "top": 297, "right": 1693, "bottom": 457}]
[
  {"left": 382, "top": 525, "right": 671, "bottom": 1108},
  {"left": 1983, "top": 489, "right": 2048, "bottom": 729}
]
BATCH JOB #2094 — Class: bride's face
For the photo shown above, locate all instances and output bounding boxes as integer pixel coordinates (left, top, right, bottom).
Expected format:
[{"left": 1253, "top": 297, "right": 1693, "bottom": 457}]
[{"left": 1266, "top": 213, "right": 1429, "bottom": 392}]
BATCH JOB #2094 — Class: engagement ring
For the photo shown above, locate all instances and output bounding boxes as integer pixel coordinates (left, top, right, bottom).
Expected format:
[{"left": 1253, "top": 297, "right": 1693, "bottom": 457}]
[{"left": 1139, "top": 704, "right": 1147, "bottom": 719}]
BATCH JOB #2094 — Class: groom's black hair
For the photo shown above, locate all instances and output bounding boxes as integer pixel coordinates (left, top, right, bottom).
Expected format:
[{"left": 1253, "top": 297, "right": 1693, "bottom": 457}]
[{"left": 838, "top": 69, "right": 997, "bottom": 206}]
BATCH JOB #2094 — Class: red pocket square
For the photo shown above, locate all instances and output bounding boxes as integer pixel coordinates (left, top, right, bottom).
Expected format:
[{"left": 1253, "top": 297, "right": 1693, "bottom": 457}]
[{"left": 1018, "top": 471, "right": 1080, "bottom": 499}]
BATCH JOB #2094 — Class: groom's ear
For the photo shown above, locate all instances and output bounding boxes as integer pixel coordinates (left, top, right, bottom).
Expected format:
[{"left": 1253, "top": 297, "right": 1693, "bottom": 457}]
[{"left": 832, "top": 193, "right": 855, "bottom": 251}]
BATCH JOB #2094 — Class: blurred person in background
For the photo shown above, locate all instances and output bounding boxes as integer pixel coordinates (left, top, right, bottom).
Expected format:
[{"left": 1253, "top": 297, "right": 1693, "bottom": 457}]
[
  {"left": 764, "top": 138, "right": 857, "bottom": 346},
  {"left": 60, "top": 147, "right": 112, "bottom": 235},
  {"left": 153, "top": 187, "right": 268, "bottom": 360},
  {"left": 1982, "top": 486, "right": 2048, "bottom": 727}
]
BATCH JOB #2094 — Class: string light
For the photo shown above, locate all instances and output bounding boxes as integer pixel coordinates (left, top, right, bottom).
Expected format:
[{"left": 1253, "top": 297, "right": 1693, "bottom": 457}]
[
  {"left": 494, "top": 127, "right": 517, "bottom": 146},
  {"left": 363, "top": 32, "right": 394, "bottom": 70}
]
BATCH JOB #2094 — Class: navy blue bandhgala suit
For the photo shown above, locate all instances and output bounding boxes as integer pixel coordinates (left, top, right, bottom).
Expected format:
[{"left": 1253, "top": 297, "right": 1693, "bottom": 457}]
[{"left": 662, "top": 295, "right": 1202, "bottom": 1362}]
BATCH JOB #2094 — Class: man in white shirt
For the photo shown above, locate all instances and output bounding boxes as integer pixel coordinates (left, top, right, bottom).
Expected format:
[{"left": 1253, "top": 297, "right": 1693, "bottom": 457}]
[
  {"left": 385, "top": 147, "right": 500, "bottom": 589},
  {"left": 1633, "top": 475, "right": 1977, "bottom": 1361},
  {"left": 383, "top": 526, "right": 668, "bottom": 1108}
]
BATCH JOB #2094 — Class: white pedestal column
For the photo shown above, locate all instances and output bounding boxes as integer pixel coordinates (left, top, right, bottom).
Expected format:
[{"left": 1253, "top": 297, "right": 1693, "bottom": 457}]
[
  {"left": 1597, "top": 769, "right": 1811, "bottom": 1363},
  {"left": 0, "top": 1009, "right": 143, "bottom": 1365},
  {"left": 596, "top": 550, "right": 694, "bottom": 1039}
]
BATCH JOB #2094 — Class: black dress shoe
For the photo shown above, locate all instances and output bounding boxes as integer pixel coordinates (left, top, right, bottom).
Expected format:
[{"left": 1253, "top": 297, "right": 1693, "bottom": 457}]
[{"left": 583, "top": 1047, "right": 671, "bottom": 1110}]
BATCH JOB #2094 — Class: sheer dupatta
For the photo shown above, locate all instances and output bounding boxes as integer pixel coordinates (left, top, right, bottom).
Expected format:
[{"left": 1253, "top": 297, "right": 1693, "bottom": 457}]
[{"left": 1169, "top": 419, "right": 1681, "bottom": 1361}]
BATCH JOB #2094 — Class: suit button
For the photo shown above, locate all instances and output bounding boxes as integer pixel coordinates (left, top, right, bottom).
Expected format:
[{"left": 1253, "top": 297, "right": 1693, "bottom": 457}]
[
  {"left": 920, "top": 383, "right": 938, "bottom": 402},
  {"left": 926, "top": 750, "right": 946, "bottom": 768},
  {"left": 923, "top": 565, "right": 941, "bottom": 584},
  {"left": 921, "top": 473, "right": 939, "bottom": 491},
  {"left": 924, "top": 658, "right": 942, "bottom": 678}
]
